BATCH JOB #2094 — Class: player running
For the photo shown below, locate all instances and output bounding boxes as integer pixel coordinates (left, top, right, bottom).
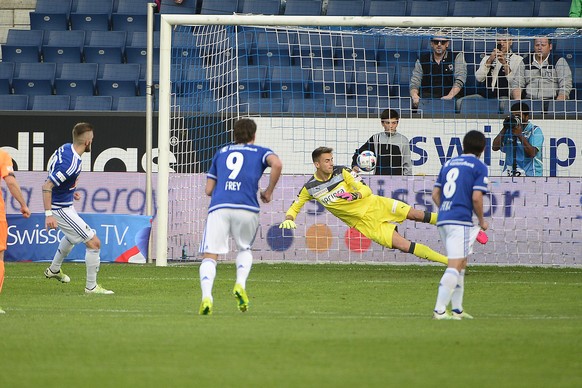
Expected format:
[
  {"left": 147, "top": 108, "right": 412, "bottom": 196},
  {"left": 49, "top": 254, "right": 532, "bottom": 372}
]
[
  {"left": 431, "top": 130, "right": 489, "bottom": 320},
  {"left": 43, "top": 122, "right": 113, "bottom": 294},
  {"left": 279, "top": 147, "right": 447, "bottom": 265},
  {"left": 198, "top": 118, "right": 282, "bottom": 315}
]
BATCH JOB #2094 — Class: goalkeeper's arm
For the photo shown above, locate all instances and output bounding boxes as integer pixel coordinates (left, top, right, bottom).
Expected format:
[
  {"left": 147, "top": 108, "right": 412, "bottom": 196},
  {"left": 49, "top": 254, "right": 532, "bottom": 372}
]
[{"left": 279, "top": 215, "right": 297, "bottom": 229}]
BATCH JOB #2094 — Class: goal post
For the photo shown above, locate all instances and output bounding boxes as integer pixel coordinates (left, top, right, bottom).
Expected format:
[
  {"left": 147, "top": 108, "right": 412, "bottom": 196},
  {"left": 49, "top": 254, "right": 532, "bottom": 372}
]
[{"left": 155, "top": 15, "right": 582, "bottom": 267}]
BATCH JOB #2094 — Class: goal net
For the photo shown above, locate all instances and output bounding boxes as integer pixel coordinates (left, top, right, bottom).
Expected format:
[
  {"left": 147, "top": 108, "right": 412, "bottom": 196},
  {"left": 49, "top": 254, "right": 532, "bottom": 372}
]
[{"left": 155, "top": 15, "right": 582, "bottom": 267}]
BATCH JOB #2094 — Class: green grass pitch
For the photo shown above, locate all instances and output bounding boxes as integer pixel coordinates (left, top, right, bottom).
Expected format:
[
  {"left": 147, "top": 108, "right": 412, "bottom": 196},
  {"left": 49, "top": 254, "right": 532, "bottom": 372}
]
[{"left": 1, "top": 262, "right": 581, "bottom": 387}]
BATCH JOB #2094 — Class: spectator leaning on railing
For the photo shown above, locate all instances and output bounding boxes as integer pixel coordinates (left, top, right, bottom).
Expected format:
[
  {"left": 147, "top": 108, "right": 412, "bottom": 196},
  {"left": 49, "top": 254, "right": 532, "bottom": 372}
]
[{"left": 511, "top": 38, "right": 573, "bottom": 101}]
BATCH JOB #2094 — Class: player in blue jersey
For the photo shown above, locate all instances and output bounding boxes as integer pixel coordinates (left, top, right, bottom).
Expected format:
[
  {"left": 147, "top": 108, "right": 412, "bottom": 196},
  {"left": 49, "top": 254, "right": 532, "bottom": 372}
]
[
  {"left": 42, "top": 122, "right": 113, "bottom": 294},
  {"left": 198, "top": 118, "right": 282, "bottom": 315},
  {"left": 492, "top": 102, "right": 544, "bottom": 176},
  {"left": 431, "top": 130, "right": 489, "bottom": 320}
]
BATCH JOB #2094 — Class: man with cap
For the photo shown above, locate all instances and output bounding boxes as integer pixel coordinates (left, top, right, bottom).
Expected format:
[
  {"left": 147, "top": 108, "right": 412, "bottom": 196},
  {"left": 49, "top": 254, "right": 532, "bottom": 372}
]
[{"left": 492, "top": 102, "right": 544, "bottom": 176}]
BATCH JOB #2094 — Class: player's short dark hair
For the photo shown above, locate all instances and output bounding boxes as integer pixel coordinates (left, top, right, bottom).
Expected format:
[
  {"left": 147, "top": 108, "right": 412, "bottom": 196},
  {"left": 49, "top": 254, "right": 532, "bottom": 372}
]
[
  {"left": 233, "top": 118, "right": 257, "bottom": 144},
  {"left": 312, "top": 146, "right": 333, "bottom": 162},
  {"left": 380, "top": 109, "right": 399, "bottom": 121},
  {"left": 463, "top": 130, "right": 486, "bottom": 156},
  {"left": 510, "top": 102, "right": 530, "bottom": 115},
  {"left": 72, "top": 122, "right": 93, "bottom": 141}
]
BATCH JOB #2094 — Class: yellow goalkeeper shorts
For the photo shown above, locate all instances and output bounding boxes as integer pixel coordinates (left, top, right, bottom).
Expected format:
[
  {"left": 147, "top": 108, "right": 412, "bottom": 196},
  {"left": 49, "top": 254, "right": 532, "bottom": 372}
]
[{"left": 354, "top": 196, "right": 411, "bottom": 248}]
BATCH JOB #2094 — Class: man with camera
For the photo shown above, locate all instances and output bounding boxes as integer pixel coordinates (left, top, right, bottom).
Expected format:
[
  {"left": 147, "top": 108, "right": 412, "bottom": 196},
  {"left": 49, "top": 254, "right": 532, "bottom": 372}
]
[
  {"left": 492, "top": 102, "right": 544, "bottom": 176},
  {"left": 475, "top": 37, "right": 523, "bottom": 99}
]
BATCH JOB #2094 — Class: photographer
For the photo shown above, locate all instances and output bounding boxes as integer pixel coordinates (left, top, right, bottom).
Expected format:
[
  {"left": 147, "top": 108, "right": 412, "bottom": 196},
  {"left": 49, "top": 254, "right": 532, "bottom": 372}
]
[
  {"left": 475, "top": 37, "right": 523, "bottom": 99},
  {"left": 492, "top": 102, "right": 544, "bottom": 176}
]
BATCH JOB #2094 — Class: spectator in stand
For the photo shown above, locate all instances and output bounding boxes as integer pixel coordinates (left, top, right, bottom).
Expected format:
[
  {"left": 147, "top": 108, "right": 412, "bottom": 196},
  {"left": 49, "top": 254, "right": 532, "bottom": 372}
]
[
  {"left": 410, "top": 33, "right": 467, "bottom": 110},
  {"left": 511, "top": 38, "right": 573, "bottom": 101},
  {"left": 351, "top": 109, "right": 412, "bottom": 176},
  {"left": 570, "top": 0, "right": 582, "bottom": 17},
  {"left": 475, "top": 36, "right": 523, "bottom": 99}
]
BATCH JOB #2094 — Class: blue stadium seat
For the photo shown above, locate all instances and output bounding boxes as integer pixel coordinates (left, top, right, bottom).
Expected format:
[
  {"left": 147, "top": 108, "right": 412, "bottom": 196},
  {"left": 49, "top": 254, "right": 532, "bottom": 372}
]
[
  {"left": 459, "top": 96, "right": 501, "bottom": 115},
  {"left": 0, "top": 95, "right": 29, "bottom": 110},
  {"left": 242, "top": 0, "right": 282, "bottom": 14},
  {"left": 71, "top": 95, "right": 113, "bottom": 110},
  {"left": 161, "top": 0, "right": 199, "bottom": 14},
  {"left": 251, "top": 30, "right": 295, "bottom": 66},
  {"left": 410, "top": 1, "right": 449, "bottom": 16},
  {"left": 354, "top": 70, "right": 391, "bottom": 98},
  {"left": 200, "top": 0, "right": 238, "bottom": 14},
  {"left": 70, "top": 0, "right": 113, "bottom": 31},
  {"left": 367, "top": 0, "right": 407, "bottom": 16},
  {"left": 494, "top": 0, "right": 534, "bottom": 16},
  {"left": 111, "top": 14, "right": 147, "bottom": 32},
  {"left": 97, "top": 63, "right": 140, "bottom": 97},
  {"left": 2, "top": 29, "right": 43, "bottom": 63},
  {"left": 55, "top": 63, "right": 97, "bottom": 97},
  {"left": 6, "top": 28, "right": 44, "bottom": 47},
  {"left": 171, "top": 27, "right": 200, "bottom": 60},
  {"left": 311, "top": 68, "right": 355, "bottom": 95},
  {"left": 12, "top": 63, "right": 56, "bottom": 106},
  {"left": 115, "top": 96, "right": 147, "bottom": 111},
  {"left": 182, "top": 63, "right": 210, "bottom": 93},
  {"left": 42, "top": 30, "right": 85, "bottom": 64},
  {"left": 268, "top": 66, "right": 310, "bottom": 99},
  {"left": 297, "top": 32, "right": 337, "bottom": 69},
  {"left": 29, "top": 12, "right": 69, "bottom": 31},
  {"left": 366, "top": 96, "right": 414, "bottom": 117},
  {"left": 0, "top": 62, "right": 14, "bottom": 95},
  {"left": 35, "top": 0, "right": 72, "bottom": 15},
  {"left": 419, "top": 98, "right": 457, "bottom": 115},
  {"left": 31, "top": 95, "right": 70, "bottom": 111},
  {"left": 115, "top": 0, "right": 152, "bottom": 13},
  {"left": 453, "top": 1, "right": 492, "bottom": 16},
  {"left": 536, "top": 0, "right": 571, "bottom": 16},
  {"left": 326, "top": 0, "right": 365, "bottom": 16},
  {"left": 547, "top": 100, "right": 577, "bottom": 119},
  {"left": 285, "top": 97, "right": 330, "bottom": 113},
  {"left": 83, "top": 31, "right": 127, "bottom": 64},
  {"left": 334, "top": 34, "right": 378, "bottom": 68},
  {"left": 236, "top": 65, "right": 269, "bottom": 98},
  {"left": 284, "top": 0, "right": 323, "bottom": 15}
]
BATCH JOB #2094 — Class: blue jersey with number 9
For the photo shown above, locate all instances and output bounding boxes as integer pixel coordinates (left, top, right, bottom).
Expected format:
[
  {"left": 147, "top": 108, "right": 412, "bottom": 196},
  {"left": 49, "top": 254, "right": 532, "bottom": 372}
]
[
  {"left": 207, "top": 144, "right": 274, "bottom": 213},
  {"left": 434, "top": 154, "right": 489, "bottom": 226}
]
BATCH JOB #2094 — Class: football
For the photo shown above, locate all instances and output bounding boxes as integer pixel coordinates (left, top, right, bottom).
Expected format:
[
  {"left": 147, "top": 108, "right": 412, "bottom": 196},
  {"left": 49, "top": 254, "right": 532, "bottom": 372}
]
[{"left": 357, "top": 150, "right": 376, "bottom": 172}]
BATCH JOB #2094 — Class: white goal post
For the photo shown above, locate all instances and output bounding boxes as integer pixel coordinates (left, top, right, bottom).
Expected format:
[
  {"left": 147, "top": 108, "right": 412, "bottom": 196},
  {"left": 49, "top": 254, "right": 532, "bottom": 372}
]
[{"left": 154, "top": 14, "right": 582, "bottom": 267}]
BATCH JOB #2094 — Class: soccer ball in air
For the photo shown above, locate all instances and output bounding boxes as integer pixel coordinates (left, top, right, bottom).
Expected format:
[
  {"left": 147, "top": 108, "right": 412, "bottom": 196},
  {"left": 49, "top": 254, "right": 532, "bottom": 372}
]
[{"left": 357, "top": 150, "right": 376, "bottom": 172}]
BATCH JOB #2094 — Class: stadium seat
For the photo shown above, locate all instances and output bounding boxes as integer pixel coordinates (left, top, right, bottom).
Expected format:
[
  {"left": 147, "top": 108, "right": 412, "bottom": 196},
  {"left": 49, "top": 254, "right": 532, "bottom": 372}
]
[
  {"left": 547, "top": 100, "right": 577, "bottom": 119},
  {"left": 268, "top": 66, "right": 310, "bottom": 99},
  {"left": 334, "top": 34, "right": 378, "bottom": 68},
  {"left": 297, "top": 32, "right": 337, "bottom": 69},
  {"left": 0, "top": 95, "right": 29, "bottom": 110},
  {"left": 200, "top": 0, "right": 239, "bottom": 14},
  {"left": 459, "top": 96, "right": 501, "bottom": 115},
  {"left": 285, "top": 97, "right": 330, "bottom": 113},
  {"left": 115, "top": 96, "right": 147, "bottom": 111},
  {"left": 536, "top": 1, "right": 571, "bottom": 16},
  {"left": 251, "top": 30, "right": 296, "bottom": 66},
  {"left": 242, "top": 0, "right": 282, "bottom": 14},
  {"left": 354, "top": 70, "right": 391, "bottom": 97},
  {"left": 125, "top": 31, "right": 160, "bottom": 64},
  {"left": 326, "top": 0, "right": 365, "bottom": 16},
  {"left": 115, "top": 0, "right": 152, "bottom": 14},
  {"left": 35, "top": 0, "right": 72, "bottom": 15},
  {"left": 171, "top": 27, "right": 201, "bottom": 60},
  {"left": 0, "top": 62, "right": 14, "bottom": 95},
  {"left": 311, "top": 68, "right": 355, "bottom": 95},
  {"left": 29, "top": 12, "right": 69, "bottom": 31},
  {"left": 70, "top": 0, "right": 113, "bottom": 30},
  {"left": 12, "top": 63, "right": 57, "bottom": 106},
  {"left": 55, "top": 63, "right": 98, "bottom": 98},
  {"left": 83, "top": 31, "right": 127, "bottom": 64},
  {"left": 453, "top": 1, "right": 492, "bottom": 16},
  {"left": 161, "top": 0, "right": 199, "bottom": 14},
  {"left": 71, "top": 95, "right": 113, "bottom": 110},
  {"left": 111, "top": 14, "right": 148, "bottom": 32},
  {"left": 2, "top": 29, "right": 43, "bottom": 63},
  {"left": 97, "top": 63, "right": 140, "bottom": 97},
  {"left": 236, "top": 65, "right": 269, "bottom": 98},
  {"left": 284, "top": 0, "right": 323, "bottom": 15},
  {"left": 31, "top": 95, "right": 71, "bottom": 111},
  {"left": 410, "top": 1, "right": 449, "bottom": 16},
  {"left": 418, "top": 98, "right": 457, "bottom": 116},
  {"left": 42, "top": 30, "right": 85, "bottom": 64},
  {"left": 367, "top": 0, "right": 407, "bottom": 16},
  {"left": 494, "top": 0, "right": 535, "bottom": 16}
]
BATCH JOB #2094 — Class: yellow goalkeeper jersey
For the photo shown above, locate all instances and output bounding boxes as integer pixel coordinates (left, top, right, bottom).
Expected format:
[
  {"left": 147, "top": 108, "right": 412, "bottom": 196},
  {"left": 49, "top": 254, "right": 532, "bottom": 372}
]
[{"left": 285, "top": 166, "right": 373, "bottom": 227}]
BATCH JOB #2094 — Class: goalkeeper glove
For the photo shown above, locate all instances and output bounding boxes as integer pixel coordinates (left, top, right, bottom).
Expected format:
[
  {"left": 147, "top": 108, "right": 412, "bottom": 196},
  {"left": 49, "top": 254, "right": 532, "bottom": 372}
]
[
  {"left": 337, "top": 192, "right": 359, "bottom": 201},
  {"left": 279, "top": 219, "right": 297, "bottom": 229}
]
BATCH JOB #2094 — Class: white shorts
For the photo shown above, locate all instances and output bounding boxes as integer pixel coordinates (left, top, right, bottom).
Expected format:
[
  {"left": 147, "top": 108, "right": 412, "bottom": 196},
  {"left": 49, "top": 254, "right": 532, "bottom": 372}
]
[
  {"left": 199, "top": 208, "right": 259, "bottom": 255},
  {"left": 53, "top": 206, "right": 95, "bottom": 245},
  {"left": 437, "top": 224, "right": 480, "bottom": 260}
]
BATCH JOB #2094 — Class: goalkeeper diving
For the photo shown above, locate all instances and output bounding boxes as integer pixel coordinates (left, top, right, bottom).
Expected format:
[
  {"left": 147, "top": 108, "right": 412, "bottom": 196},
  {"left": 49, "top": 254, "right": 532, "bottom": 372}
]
[{"left": 280, "top": 147, "right": 447, "bottom": 265}]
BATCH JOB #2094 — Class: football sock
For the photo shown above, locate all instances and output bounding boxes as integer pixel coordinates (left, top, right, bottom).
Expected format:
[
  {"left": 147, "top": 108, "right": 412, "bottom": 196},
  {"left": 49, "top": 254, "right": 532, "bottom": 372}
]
[
  {"left": 451, "top": 269, "right": 466, "bottom": 312},
  {"left": 49, "top": 238, "right": 74, "bottom": 272},
  {"left": 434, "top": 268, "right": 460, "bottom": 313},
  {"left": 235, "top": 250, "right": 253, "bottom": 289},
  {"left": 199, "top": 258, "right": 217, "bottom": 300},
  {"left": 85, "top": 248, "right": 100, "bottom": 289},
  {"left": 0, "top": 260, "right": 4, "bottom": 294},
  {"left": 409, "top": 242, "right": 448, "bottom": 265}
]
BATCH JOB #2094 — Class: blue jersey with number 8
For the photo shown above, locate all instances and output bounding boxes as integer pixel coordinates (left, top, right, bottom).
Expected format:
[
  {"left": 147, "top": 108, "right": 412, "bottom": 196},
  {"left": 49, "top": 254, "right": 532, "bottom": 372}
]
[
  {"left": 434, "top": 154, "right": 489, "bottom": 226},
  {"left": 207, "top": 143, "right": 274, "bottom": 213}
]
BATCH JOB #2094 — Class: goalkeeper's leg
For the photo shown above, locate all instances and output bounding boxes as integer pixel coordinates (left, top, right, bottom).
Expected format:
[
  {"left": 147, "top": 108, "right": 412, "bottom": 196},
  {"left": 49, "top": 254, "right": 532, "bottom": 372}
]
[
  {"left": 406, "top": 208, "right": 437, "bottom": 225},
  {"left": 392, "top": 232, "right": 448, "bottom": 265}
]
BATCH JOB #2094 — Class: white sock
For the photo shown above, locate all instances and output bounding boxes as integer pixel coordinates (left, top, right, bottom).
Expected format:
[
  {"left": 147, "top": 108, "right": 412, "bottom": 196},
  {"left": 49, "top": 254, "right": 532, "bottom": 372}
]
[
  {"left": 235, "top": 250, "right": 253, "bottom": 289},
  {"left": 199, "top": 258, "right": 217, "bottom": 300},
  {"left": 434, "top": 268, "right": 460, "bottom": 314},
  {"left": 85, "top": 248, "right": 100, "bottom": 289},
  {"left": 451, "top": 269, "right": 466, "bottom": 313},
  {"left": 49, "top": 238, "right": 74, "bottom": 273}
]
